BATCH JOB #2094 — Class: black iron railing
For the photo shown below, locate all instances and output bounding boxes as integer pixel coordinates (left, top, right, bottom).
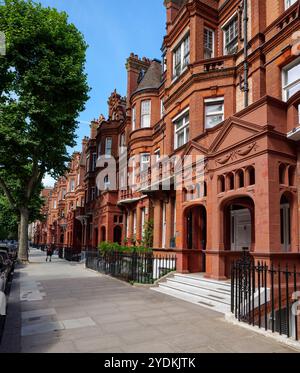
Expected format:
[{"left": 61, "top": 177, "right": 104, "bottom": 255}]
[
  {"left": 231, "top": 253, "right": 300, "bottom": 342},
  {"left": 86, "top": 251, "right": 177, "bottom": 285}
]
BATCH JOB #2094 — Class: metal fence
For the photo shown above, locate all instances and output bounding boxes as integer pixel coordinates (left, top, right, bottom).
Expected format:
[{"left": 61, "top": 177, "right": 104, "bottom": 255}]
[
  {"left": 231, "top": 252, "right": 299, "bottom": 341},
  {"left": 86, "top": 251, "right": 177, "bottom": 285}
]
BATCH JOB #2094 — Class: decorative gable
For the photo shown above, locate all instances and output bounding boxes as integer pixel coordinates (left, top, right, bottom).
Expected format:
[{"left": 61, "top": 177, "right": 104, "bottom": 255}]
[{"left": 209, "top": 117, "right": 262, "bottom": 153}]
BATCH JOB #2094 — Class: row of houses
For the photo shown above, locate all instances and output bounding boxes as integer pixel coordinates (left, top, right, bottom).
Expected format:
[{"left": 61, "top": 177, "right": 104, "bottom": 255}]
[{"left": 33, "top": 0, "right": 300, "bottom": 281}]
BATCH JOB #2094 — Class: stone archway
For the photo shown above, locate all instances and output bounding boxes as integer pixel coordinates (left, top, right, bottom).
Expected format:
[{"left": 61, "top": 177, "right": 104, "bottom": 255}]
[
  {"left": 221, "top": 196, "right": 255, "bottom": 252},
  {"left": 183, "top": 204, "right": 207, "bottom": 273}
]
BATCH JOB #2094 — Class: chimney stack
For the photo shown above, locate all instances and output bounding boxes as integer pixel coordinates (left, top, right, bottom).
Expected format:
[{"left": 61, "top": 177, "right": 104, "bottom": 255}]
[
  {"left": 125, "top": 53, "right": 151, "bottom": 110},
  {"left": 164, "top": 0, "right": 186, "bottom": 26}
]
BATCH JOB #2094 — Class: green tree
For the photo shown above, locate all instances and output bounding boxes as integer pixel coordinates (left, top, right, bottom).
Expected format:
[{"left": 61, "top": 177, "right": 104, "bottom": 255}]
[{"left": 0, "top": 0, "right": 89, "bottom": 261}]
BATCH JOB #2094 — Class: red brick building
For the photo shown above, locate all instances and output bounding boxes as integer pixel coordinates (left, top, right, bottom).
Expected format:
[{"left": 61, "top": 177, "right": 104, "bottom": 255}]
[{"left": 35, "top": 0, "right": 300, "bottom": 282}]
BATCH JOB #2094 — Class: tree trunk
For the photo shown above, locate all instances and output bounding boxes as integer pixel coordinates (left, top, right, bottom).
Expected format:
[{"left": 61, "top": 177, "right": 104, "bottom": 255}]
[{"left": 19, "top": 207, "right": 29, "bottom": 263}]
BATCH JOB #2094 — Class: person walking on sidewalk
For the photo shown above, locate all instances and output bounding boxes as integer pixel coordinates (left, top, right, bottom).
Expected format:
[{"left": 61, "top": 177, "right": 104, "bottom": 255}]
[{"left": 46, "top": 245, "right": 54, "bottom": 262}]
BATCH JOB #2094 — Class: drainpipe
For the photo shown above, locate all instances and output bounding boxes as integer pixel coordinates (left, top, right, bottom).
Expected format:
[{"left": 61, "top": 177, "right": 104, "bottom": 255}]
[{"left": 243, "top": 0, "right": 249, "bottom": 108}]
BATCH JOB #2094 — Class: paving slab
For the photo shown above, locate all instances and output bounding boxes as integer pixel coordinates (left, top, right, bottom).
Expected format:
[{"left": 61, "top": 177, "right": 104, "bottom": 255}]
[{"left": 0, "top": 248, "right": 298, "bottom": 353}]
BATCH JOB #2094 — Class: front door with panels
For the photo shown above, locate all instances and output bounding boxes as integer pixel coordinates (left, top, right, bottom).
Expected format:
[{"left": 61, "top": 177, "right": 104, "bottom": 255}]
[{"left": 231, "top": 209, "right": 252, "bottom": 252}]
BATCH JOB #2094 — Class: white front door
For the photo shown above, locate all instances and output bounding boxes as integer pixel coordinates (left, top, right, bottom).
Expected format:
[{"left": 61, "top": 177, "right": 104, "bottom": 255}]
[
  {"left": 231, "top": 209, "right": 252, "bottom": 251},
  {"left": 281, "top": 203, "right": 291, "bottom": 252}
]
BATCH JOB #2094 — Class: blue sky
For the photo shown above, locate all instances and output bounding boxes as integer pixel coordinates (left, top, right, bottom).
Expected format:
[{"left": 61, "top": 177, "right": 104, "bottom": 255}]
[{"left": 41, "top": 0, "right": 166, "bottom": 186}]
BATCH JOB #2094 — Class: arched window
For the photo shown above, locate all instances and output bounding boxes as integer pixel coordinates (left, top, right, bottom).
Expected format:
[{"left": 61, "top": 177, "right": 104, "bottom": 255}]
[
  {"left": 227, "top": 173, "right": 235, "bottom": 191},
  {"left": 218, "top": 175, "right": 225, "bottom": 193}
]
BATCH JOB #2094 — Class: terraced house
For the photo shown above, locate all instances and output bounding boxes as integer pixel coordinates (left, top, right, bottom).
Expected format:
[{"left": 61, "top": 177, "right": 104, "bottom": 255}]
[{"left": 35, "top": 0, "right": 300, "bottom": 281}]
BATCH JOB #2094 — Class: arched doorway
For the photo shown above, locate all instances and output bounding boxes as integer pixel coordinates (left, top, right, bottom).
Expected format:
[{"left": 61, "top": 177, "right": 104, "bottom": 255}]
[
  {"left": 222, "top": 196, "right": 255, "bottom": 252},
  {"left": 184, "top": 205, "right": 207, "bottom": 272},
  {"left": 113, "top": 226, "right": 122, "bottom": 245},
  {"left": 280, "top": 194, "right": 291, "bottom": 252}
]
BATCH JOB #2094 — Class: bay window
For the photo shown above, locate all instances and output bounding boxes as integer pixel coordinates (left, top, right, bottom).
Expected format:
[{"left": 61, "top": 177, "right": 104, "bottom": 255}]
[
  {"left": 205, "top": 98, "right": 224, "bottom": 129},
  {"left": 140, "top": 153, "right": 150, "bottom": 172},
  {"left": 283, "top": 58, "right": 300, "bottom": 101},
  {"left": 173, "top": 34, "right": 190, "bottom": 79},
  {"left": 141, "top": 100, "right": 151, "bottom": 128},
  {"left": 223, "top": 16, "right": 238, "bottom": 55},
  {"left": 204, "top": 28, "right": 214, "bottom": 59},
  {"left": 174, "top": 110, "right": 189, "bottom": 149},
  {"left": 285, "top": 0, "right": 297, "bottom": 9},
  {"left": 132, "top": 106, "right": 136, "bottom": 131},
  {"left": 105, "top": 137, "right": 112, "bottom": 158}
]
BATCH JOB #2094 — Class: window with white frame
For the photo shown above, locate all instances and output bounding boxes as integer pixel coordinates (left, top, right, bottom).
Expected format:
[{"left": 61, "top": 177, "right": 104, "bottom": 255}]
[
  {"left": 141, "top": 100, "right": 151, "bottom": 128},
  {"left": 174, "top": 110, "right": 190, "bottom": 149},
  {"left": 132, "top": 106, "right": 136, "bottom": 131},
  {"left": 120, "top": 132, "right": 126, "bottom": 152},
  {"left": 205, "top": 98, "right": 224, "bottom": 129},
  {"left": 62, "top": 189, "right": 66, "bottom": 200},
  {"left": 154, "top": 149, "right": 161, "bottom": 162},
  {"left": 104, "top": 175, "right": 110, "bottom": 190},
  {"left": 283, "top": 58, "right": 300, "bottom": 101},
  {"left": 223, "top": 16, "right": 238, "bottom": 55},
  {"left": 160, "top": 98, "right": 165, "bottom": 119},
  {"left": 77, "top": 173, "right": 80, "bottom": 186},
  {"left": 173, "top": 34, "right": 190, "bottom": 79},
  {"left": 204, "top": 28, "right": 214, "bottom": 59},
  {"left": 53, "top": 200, "right": 57, "bottom": 209},
  {"left": 105, "top": 137, "right": 112, "bottom": 158},
  {"left": 70, "top": 179, "right": 75, "bottom": 192},
  {"left": 285, "top": 0, "right": 297, "bottom": 9},
  {"left": 131, "top": 157, "right": 136, "bottom": 185},
  {"left": 140, "top": 153, "right": 150, "bottom": 172}
]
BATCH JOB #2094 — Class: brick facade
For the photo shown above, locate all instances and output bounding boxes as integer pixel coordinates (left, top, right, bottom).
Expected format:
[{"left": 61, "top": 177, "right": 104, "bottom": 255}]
[{"left": 35, "top": 0, "right": 300, "bottom": 281}]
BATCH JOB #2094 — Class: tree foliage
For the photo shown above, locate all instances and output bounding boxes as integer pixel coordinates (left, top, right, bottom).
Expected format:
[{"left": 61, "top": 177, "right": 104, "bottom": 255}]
[{"left": 0, "top": 0, "right": 89, "bottom": 260}]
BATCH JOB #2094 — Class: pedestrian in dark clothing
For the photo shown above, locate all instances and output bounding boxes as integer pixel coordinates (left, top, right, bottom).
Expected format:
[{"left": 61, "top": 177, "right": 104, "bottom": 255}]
[{"left": 46, "top": 245, "right": 54, "bottom": 262}]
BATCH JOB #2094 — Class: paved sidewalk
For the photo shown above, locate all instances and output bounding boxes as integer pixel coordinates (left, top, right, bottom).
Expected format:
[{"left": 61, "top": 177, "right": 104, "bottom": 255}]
[{"left": 0, "top": 249, "right": 297, "bottom": 353}]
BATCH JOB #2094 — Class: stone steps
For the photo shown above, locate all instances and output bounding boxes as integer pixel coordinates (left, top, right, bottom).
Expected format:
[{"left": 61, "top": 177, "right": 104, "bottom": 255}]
[{"left": 152, "top": 273, "right": 232, "bottom": 315}]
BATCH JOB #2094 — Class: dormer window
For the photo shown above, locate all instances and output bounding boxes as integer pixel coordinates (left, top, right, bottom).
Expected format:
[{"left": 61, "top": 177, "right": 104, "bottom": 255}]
[
  {"left": 223, "top": 16, "right": 238, "bottom": 55},
  {"left": 173, "top": 34, "right": 190, "bottom": 79},
  {"left": 204, "top": 28, "right": 214, "bottom": 59}
]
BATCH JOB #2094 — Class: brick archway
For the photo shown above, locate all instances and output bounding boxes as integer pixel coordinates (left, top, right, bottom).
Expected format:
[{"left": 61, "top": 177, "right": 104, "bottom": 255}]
[
  {"left": 220, "top": 195, "right": 255, "bottom": 252},
  {"left": 182, "top": 204, "right": 207, "bottom": 273}
]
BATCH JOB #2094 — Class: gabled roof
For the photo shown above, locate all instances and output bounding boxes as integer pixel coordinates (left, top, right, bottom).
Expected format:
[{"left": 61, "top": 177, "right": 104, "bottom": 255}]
[{"left": 133, "top": 60, "right": 162, "bottom": 95}]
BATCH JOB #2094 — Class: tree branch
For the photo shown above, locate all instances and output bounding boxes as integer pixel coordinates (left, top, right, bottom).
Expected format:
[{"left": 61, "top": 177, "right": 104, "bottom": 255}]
[{"left": 0, "top": 176, "right": 16, "bottom": 208}]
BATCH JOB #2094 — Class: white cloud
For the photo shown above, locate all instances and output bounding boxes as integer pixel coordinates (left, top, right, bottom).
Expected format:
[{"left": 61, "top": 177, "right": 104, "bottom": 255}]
[{"left": 43, "top": 174, "right": 56, "bottom": 188}]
